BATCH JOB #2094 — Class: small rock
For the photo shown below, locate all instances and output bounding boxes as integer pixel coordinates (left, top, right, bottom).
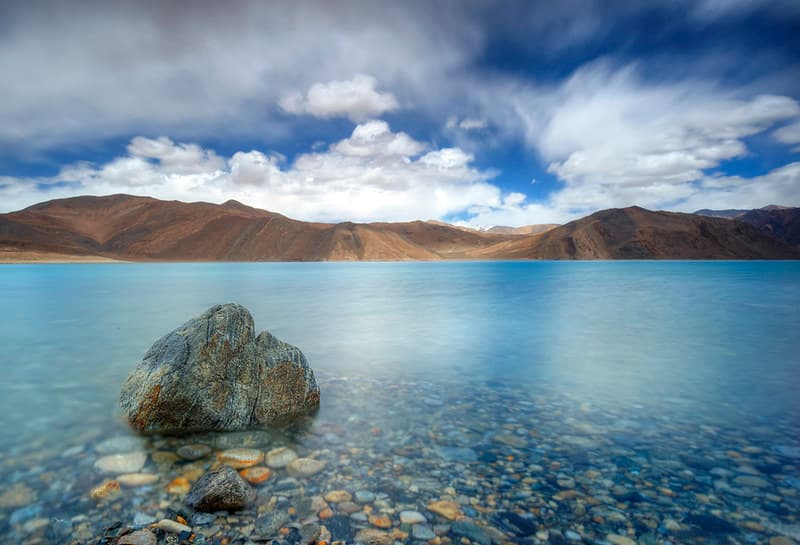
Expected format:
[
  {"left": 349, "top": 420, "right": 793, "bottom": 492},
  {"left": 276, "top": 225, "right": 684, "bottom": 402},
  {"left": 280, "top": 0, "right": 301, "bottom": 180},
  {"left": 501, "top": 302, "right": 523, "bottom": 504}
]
[
  {"left": 400, "top": 511, "right": 427, "bottom": 524},
  {"left": 287, "top": 457, "right": 327, "bottom": 477},
  {"left": 90, "top": 480, "right": 121, "bottom": 501},
  {"left": 325, "top": 490, "right": 353, "bottom": 503},
  {"left": 95, "top": 436, "right": 143, "bottom": 454},
  {"left": 166, "top": 477, "right": 191, "bottom": 495},
  {"left": 451, "top": 521, "right": 492, "bottom": 545},
  {"left": 355, "top": 528, "right": 392, "bottom": 545},
  {"left": 217, "top": 447, "right": 264, "bottom": 468},
  {"left": 565, "top": 530, "right": 581, "bottom": 541},
  {"left": 239, "top": 466, "right": 272, "bottom": 485},
  {"left": 338, "top": 501, "right": 361, "bottom": 514},
  {"left": 133, "top": 513, "right": 157, "bottom": 527},
  {"left": 94, "top": 451, "right": 147, "bottom": 474},
  {"left": 177, "top": 444, "right": 212, "bottom": 460},
  {"left": 256, "top": 510, "right": 291, "bottom": 537},
  {"left": 369, "top": 514, "right": 392, "bottom": 528},
  {"left": 427, "top": 500, "right": 462, "bottom": 520},
  {"left": 734, "top": 475, "right": 770, "bottom": 488},
  {"left": 0, "top": 483, "right": 36, "bottom": 508},
  {"left": 354, "top": 490, "right": 376, "bottom": 503},
  {"left": 266, "top": 446, "right": 299, "bottom": 468},
  {"left": 770, "top": 538, "right": 798, "bottom": 545},
  {"left": 412, "top": 525, "right": 436, "bottom": 540},
  {"left": 117, "top": 473, "right": 158, "bottom": 487},
  {"left": 186, "top": 465, "right": 255, "bottom": 512},
  {"left": 119, "top": 529, "right": 157, "bottom": 545},
  {"left": 156, "top": 519, "right": 192, "bottom": 534},
  {"left": 606, "top": 534, "right": 636, "bottom": 545}
]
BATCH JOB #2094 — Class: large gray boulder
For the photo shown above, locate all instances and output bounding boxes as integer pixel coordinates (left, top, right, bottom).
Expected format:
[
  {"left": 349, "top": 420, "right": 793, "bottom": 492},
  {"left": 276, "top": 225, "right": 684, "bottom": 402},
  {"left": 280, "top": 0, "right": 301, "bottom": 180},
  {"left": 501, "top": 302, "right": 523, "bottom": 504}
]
[{"left": 120, "top": 303, "right": 320, "bottom": 434}]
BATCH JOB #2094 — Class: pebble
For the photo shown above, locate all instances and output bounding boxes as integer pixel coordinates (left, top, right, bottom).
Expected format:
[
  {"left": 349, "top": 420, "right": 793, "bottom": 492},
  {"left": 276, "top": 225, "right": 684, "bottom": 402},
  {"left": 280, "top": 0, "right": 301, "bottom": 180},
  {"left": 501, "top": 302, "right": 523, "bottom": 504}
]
[
  {"left": 156, "top": 519, "right": 192, "bottom": 534},
  {"left": 239, "top": 466, "right": 272, "bottom": 484},
  {"left": 734, "top": 475, "right": 770, "bottom": 488},
  {"left": 0, "top": 483, "right": 36, "bottom": 508},
  {"left": 94, "top": 451, "right": 147, "bottom": 474},
  {"left": 117, "top": 473, "right": 158, "bottom": 487},
  {"left": 287, "top": 457, "right": 327, "bottom": 477},
  {"left": 177, "top": 444, "right": 212, "bottom": 460},
  {"left": 565, "top": 530, "right": 582, "bottom": 541},
  {"left": 401, "top": 510, "right": 427, "bottom": 524},
  {"left": 118, "top": 529, "right": 157, "bottom": 545},
  {"left": 412, "top": 524, "right": 436, "bottom": 540},
  {"left": 216, "top": 447, "right": 264, "bottom": 468},
  {"left": 354, "top": 490, "right": 376, "bottom": 503},
  {"left": 427, "top": 500, "right": 462, "bottom": 520},
  {"left": 770, "top": 538, "right": 798, "bottom": 545},
  {"left": 369, "top": 514, "right": 392, "bottom": 528},
  {"left": 90, "top": 479, "right": 121, "bottom": 500},
  {"left": 265, "top": 446, "right": 299, "bottom": 468},
  {"left": 606, "top": 534, "right": 636, "bottom": 545},
  {"left": 451, "top": 520, "right": 492, "bottom": 545},
  {"left": 355, "top": 528, "right": 392, "bottom": 545},
  {"left": 325, "top": 490, "right": 353, "bottom": 503}
]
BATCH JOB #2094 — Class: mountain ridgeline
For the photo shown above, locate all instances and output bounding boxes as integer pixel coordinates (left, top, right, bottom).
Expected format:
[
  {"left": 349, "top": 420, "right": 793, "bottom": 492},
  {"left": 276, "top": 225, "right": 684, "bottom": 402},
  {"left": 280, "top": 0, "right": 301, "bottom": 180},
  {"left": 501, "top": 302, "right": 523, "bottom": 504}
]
[{"left": 1, "top": 195, "right": 798, "bottom": 261}]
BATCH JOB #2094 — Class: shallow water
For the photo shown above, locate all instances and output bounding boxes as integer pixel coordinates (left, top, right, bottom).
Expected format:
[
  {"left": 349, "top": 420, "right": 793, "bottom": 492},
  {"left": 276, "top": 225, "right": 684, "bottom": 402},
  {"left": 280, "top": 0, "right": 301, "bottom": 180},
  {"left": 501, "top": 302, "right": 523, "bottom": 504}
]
[{"left": 0, "top": 262, "right": 798, "bottom": 544}]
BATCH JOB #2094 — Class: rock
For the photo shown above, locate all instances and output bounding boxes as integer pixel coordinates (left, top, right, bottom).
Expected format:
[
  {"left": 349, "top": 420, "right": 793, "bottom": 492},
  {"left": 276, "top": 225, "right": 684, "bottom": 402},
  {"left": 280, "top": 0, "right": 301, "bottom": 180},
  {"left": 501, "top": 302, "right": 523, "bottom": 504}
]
[
  {"left": 606, "top": 535, "right": 636, "bottom": 545},
  {"left": 325, "top": 490, "right": 353, "bottom": 503},
  {"left": 288, "top": 457, "right": 327, "bottom": 477},
  {"left": 166, "top": 477, "right": 191, "bottom": 495},
  {"left": 433, "top": 446, "right": 477, "bottom": 462},
  {"left": 119, "top": 529, "right": 157, "bottom": 545},
  {"left": 734, "top": 475, "right": 770, "bottom": 488},
  {"left": 117, "top": 473, "right": 158, "bottom": 487},
  {"left": 427, "top": 500, "right": 462, "bottom": 520},
  {"left": 451, "top": 521, "right": 492, "bottom": 545},
  {"left": 355, "top": 528, "right": 392, "bottom": 545},
  {"left": 265, "top": 446, "right": 299, "bottom": 468},
  {"left": 369, "top": 514, "right": 392, "bottom": 528},
  {"left": 354, "top": 490, "right": 376, "bottom": 503},
  {"left": 494, "top": 434, "right": 528, "bottom": 448},
  {"left": 217, "top": 447, "right": 264, "bottom": 468},
  {"left": 186, "top": 466, "right": 254, "bottom": 512},
  {"left": 239, "top": 466, "right": 272, "bottom": 484},
  {"left": 256, "top": 510, "right": 291, "bottom": 537},
  {"left": 177, "top": 444, "right": 212, "bottom": 460},
  {"left": 120, "top": 304, "right": 320, "bottom": 434},
  {"left": 770, "top": 538, "right": 798, "bottom": 545},
  {"left": 0, "top": 483, "right": 36, "bottom": 508},
  {"left": 338, "top": 501, "right": 361, "bottom": 514},
  {"left": 133, "top": 513, "right": 157, "bottom": 527},
  {"left": 90, "top": 480, "right": 121, "bottom": 500},
  {"left": 156, "top": 519, "right": 192, "bottom": 534},
  {"left": 94, "top": 452, "right": 147, "bottom": 474},
  {"left": 412, "top": 525, "right": 436, "bottom": 540},
  {"left": 684, "top": 513, "right": 739, "bottom": 535},
  {"left": 400, "top": 511, "right": 427, "bottom": 524},
  {"left": 490, "top": 511, "right": 537, "bottom": 537}
]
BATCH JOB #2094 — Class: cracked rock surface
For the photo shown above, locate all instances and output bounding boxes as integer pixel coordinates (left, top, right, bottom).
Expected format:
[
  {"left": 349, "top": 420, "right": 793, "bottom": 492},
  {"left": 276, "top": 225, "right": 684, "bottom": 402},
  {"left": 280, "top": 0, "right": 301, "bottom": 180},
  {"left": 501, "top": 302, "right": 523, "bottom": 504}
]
[{"left": 119, "top": 303, "right": 319, "bottom": 434}]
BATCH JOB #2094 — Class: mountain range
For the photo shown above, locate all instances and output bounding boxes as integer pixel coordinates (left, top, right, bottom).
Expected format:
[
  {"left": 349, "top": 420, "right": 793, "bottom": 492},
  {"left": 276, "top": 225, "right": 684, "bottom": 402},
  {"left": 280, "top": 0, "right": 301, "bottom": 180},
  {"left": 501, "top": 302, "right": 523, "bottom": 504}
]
[{"left": 1, "top": 195, "right": 798, "bottom": 261}]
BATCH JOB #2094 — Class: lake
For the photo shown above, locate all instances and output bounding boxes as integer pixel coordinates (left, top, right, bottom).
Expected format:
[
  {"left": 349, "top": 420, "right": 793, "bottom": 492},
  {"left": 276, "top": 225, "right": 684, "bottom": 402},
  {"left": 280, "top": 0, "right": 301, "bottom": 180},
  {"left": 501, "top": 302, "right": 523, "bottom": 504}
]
[{"left": 1, "top": 261, "right": 799, "bottom": 544}]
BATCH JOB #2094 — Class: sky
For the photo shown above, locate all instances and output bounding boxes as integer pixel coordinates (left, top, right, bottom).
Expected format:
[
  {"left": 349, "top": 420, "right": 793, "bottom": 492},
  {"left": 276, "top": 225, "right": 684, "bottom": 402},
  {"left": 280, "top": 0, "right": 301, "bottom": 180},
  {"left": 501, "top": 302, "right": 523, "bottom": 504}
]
[{"left": 1, "top": 0, "right": 799, "bottom": 226}]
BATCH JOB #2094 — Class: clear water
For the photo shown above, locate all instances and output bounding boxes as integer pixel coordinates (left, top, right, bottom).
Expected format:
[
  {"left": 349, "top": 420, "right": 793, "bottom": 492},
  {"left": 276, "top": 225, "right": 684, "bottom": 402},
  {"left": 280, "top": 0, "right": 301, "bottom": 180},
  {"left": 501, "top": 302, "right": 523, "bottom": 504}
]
[{"left": 1, "top": 262, "right": 799, "bottom": 543}]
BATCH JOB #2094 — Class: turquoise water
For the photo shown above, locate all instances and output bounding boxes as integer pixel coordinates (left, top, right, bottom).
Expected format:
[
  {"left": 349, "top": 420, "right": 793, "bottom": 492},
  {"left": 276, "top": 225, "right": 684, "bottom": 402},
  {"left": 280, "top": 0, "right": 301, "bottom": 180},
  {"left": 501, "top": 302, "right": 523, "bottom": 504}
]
[{"left": 1, "top": 261, "right": 799, "bottom": 543}]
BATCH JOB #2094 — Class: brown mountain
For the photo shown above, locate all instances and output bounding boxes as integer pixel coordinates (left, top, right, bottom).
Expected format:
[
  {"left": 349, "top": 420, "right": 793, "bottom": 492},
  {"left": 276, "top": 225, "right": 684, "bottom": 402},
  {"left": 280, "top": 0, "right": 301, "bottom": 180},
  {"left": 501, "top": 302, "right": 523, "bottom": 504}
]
[
  {"left": 1, "top": 196, "right": 798, "bottom": 261},
  {"left": 695, "top": 205, "right": 800, "bottom": 246},
  {"left": 0, "top": 194, "right": 508, "bottom": 261},
  {"left": 464, "top": 206, "right": 800, "bottom": 260}
]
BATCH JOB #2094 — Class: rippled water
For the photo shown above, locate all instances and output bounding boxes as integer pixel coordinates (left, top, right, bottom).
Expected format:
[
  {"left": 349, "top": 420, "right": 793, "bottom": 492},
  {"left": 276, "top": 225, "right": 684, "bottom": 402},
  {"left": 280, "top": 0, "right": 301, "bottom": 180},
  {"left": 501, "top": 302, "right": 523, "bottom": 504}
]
[{"left": 1, "top": 262, "right": 799, "bottom": 544}]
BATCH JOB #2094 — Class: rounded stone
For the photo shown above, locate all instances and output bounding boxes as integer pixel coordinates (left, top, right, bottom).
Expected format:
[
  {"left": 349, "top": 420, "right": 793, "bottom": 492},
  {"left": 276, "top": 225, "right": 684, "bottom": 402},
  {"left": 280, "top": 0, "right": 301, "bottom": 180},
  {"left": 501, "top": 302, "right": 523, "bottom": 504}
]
[
  {"left": 119, "top": 529, "right": 157, "bottom": 545},
  {"left": 186, "top": 465, "right": 255, "bottom": 512},
  {"left": 239, "top": 466, "right": 272, "bottom": 485},
  {"left": 400, "top": 511, "right": 427, "bottom": 524},
  {"left": 217, "top": 448, "right": 264, "bottom": 469},
  {"left": 117, "top": 473, "right": 158, "bottom": 487},
  {"left": 265, "top": 446, "right": 298, "bottom": 468},
  {"left": 324, "top": 490, "right": 352, "bottom": 503},
  {"left": 287, "top": 457, "right": 326, "bottom": 477},
  {"left": 94, "top": 452, "right": 147, "bottom": 474},
  {"left": 177, "top": 444, "right": 212, "bottom": 461}
]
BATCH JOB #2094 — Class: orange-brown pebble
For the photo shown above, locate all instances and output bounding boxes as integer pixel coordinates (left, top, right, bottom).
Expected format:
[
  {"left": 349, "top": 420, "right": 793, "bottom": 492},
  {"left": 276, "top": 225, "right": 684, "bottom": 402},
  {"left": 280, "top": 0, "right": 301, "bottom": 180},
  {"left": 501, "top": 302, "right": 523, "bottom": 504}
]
[
  {"left": 216, "top": 448, "right": 264, "bottom": 469},
  {"left": 369, "top": 515, "right": 392, "bottom": 529},
  {"left": 166, "top": 477, "right": 191, "bottom": 495},
  {"left": 430, "top": 538, "right": 442, "bottom": 545},
  {"left": 280, "top": 528, "right": 290, "bottom": 536},
  {"left": 90, "top": 480, "right": 121, "bottom": 501},
  {"left": 176, "top": 515, "right": 187, "bottom": 525},
  {"left": 319, "top": 508, "right": 334, "bottom": 519},
  {"left": 288, "top": 507, "right": 296, "bottom": 516},
  {"left": 324, "top": 490, "right": 353, "bottom": 503},
  {"left": 239, "top": 466, "right": 272, "bottom": 485}
]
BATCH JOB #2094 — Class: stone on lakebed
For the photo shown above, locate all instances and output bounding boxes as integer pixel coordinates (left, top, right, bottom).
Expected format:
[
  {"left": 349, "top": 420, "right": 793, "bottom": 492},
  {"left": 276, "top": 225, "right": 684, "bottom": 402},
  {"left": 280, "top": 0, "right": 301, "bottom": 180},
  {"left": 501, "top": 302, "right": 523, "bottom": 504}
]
[{"left": 119, "top": 303, "right": 320, "bottom": 434}]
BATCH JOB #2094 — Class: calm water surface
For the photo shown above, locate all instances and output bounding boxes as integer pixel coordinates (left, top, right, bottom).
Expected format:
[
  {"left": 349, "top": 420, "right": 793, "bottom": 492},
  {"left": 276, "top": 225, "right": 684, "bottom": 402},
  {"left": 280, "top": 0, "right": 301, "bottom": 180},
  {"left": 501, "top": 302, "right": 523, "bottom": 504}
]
[{"left": 1, "top": 262, "right": 798, "bottom": 544}]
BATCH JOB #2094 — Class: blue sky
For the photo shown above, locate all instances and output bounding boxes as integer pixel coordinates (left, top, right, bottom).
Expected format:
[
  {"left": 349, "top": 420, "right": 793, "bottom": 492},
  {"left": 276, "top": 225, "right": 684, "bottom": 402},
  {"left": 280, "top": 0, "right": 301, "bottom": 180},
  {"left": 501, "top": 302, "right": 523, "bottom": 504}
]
[{"left": 1, "top": 0, "right": 799, "bottom": 225}]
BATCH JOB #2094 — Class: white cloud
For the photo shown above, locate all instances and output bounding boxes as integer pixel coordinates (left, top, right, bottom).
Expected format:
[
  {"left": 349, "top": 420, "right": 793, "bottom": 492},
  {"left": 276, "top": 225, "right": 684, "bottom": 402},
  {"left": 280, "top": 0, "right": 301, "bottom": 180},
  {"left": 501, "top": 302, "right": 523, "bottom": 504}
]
[
  {"left": 773, "top": 120, "right": 800, "bottom": 145},
  {"left": 279, "top": 75, "right": 399, "bottom": 121},
  {"left": 0, "top": 125, "right": 503, "bottom": 223}
]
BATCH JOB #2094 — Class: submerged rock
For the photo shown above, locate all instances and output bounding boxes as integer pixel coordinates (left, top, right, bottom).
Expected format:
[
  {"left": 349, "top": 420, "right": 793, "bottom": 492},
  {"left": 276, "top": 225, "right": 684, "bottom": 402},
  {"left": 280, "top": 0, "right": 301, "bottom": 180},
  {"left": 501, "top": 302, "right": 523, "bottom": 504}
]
[
  {"left": 186, "top": 465, "right": 255, "bottom": 512},
  {"left": 119, "top": 303, "right": 320, "bottom": 434}
]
